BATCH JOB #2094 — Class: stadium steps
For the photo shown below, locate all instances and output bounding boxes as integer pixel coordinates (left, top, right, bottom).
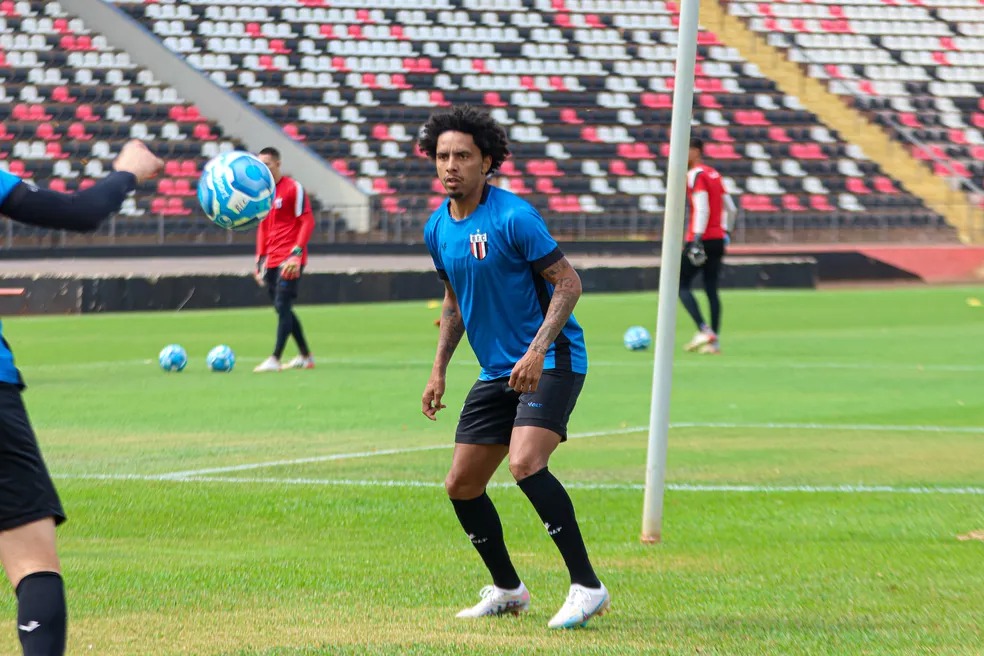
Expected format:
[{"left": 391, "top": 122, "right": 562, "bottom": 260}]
[{"left": 701, "top": 0, "right": 984, "bottom": 243}]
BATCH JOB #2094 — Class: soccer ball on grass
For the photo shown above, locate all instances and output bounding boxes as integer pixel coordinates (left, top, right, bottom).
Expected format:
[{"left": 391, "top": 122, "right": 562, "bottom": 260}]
[
  {"left": 206, "top": 345, "right": 236, "bottom": 372},
  {"left": 158, "top": 344, "right": 188, "bottom": 372},
  {"left": 623, "top": 326, "right": 652, "bottom": 351}
]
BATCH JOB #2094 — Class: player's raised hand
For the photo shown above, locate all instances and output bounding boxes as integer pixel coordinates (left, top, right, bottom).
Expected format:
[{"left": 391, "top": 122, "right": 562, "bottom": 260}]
[
  {"left": 422, "top": 373, "right": 447, "bottom": 420},
  {"left": 509, "top": 348, "right": 545, "bottom": 394},
  {"left": 113, "top": 140, "right": 164, "bottom": 183}
]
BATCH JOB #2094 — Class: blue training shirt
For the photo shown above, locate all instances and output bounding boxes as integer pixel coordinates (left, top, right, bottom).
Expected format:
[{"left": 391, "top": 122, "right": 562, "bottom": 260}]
[
  {"left": 0, "top": 170, "right": 23, "bottom": 385},
  {"left": 424, "top": 184, "right": 588, "bottom": 381}
]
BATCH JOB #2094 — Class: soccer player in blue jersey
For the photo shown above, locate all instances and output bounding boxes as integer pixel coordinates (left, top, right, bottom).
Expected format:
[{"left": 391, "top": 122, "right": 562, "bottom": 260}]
[
  {"left": 0, "top": 140, "right": 162, "bottom": 656},
  {"left": 419, "top": 106, "right": 609, "bottom": 629}
]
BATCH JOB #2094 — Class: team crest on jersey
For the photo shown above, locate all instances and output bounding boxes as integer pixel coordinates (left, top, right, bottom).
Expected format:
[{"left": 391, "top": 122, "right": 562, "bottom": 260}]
[
  {"left": 274, "top": 198, "right": 283, "bottom": 209},
  {"left": 469, "top": 230, "right": 489, "bottom": 260}
]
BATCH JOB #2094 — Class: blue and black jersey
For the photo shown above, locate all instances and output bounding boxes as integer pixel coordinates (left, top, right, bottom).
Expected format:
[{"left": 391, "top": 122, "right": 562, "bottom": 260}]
[
  {"left": 0, "top": 171, "right": 23, "bottom": 386},
  {"left": 424, "top": 184, "right": 588, "bottom": 381}
]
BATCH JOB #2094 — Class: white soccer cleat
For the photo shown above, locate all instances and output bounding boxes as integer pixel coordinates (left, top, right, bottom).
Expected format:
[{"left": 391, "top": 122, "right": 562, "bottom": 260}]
[
  {"left": 697, "top": 342, "right": 721, "bottom": 355},
  {"left": 455, "top": 583, "right": 531, "bottom": 619},
  {"left": 252, "top": 356, "right": 282, "bottom": 372},
  {"left": 547, "top": 583, "right": 610, "bottom": 629},
  {"left": 284, "top": 355, "right": 315, "bottom": 369},
  {"left": 684, "top": 329, "right": 717, "bottom": 352}
]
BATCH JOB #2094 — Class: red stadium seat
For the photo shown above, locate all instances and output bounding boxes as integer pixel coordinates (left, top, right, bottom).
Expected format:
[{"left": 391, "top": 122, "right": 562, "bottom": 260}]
[
  {"left": 609, "top": 160, "right": 634, "bottom": 177},
  {"left": 381, "top": 197, "right": 404, "bottom": 214},
  {"left": 331, "top": 159, "right": 355, "bottom": 177},
  {"left": 34, "top": 123, "right": 61, "bottom": 141},
  {"left": 282, "top": 124, "right": 305, "bottom": 141},
  {"left": 498, "top": 160, "right": 522, "bottom": 177},
  {"left": 45, "top": 143, "right": 68, "bottom": 159},
  {"left": 372, "top": 178, "right": 395, "bottom": 195},
  {"left": 809, "top": 195, "right": 835, "bottom": 212},
  {"left": 535, "top": 178, "right": 560, "bottom": 194},
  {"left": 781, "top": 194, "right": 805, "bottom": 211},
  {"left": 790, "top": 144, "right": 827, "bottom": 160},
  {"left": 846, "top": 178, "right": 871, "bottom": 195},
  {"left": 67, "top": 122, "right": 92, "bottom": 141}
]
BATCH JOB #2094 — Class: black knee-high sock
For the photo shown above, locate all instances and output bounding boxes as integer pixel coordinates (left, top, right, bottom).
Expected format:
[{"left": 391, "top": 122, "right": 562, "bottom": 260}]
[
  {"left": 517, "top": 468, "right": 601, "bottom": 588},
  {"left": 451, "top": 493, "right": 522, "bottom": 590},
  {"left": 274, "top": 307, "right": 292, "bottom": 359},
  {"left": 16, "top": 572, "right": 66, "bottom": 656},
  {"left": 289, "top": 311, "right": 310, "bottom": 356}
]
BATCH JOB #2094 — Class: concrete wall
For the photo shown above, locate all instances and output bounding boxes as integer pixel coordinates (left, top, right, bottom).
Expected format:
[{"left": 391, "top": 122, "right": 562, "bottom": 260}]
[{"left": 0, "top": 259, "right": 817, "bottom": 314}]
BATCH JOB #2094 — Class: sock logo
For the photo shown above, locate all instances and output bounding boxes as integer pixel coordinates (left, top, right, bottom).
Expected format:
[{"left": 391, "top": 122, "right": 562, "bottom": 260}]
[
  {"left": 18, "top": 621, "right": 40, "bottom": 633},
  {"left": 467, "top": 533, "right": 488, "bottom": 545},
  {"left": 543, "top": 522, "right": 563, "bottom": 536}
]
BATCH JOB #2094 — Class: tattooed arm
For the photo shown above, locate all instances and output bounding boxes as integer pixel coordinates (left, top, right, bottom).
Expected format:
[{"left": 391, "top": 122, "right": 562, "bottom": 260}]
[
  {"left": 422, "top": 280, "right": 465, "bottom": 420},
  {"left": 433, "top": 280, "right": 465, "bottom": 373},
  {"left": 508, "top": 256, "right": 582, "bottom": 393},
  {"left": 529, "top": 256, "right": 582, "bottom": 355}
]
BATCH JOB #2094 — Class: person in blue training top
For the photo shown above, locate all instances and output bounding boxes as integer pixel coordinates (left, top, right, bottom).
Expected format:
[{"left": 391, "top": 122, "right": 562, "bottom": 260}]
[
  {"left": 419, "top": 106, "right": 609, "bottom": 630},
  {"left": 0, "top": 140, "right": 162, "bottom": 656}
]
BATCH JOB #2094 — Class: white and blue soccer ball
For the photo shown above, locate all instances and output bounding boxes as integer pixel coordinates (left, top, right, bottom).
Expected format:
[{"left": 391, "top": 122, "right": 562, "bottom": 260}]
[
  {"left": 206, "top": 345, "right": 236, "bottom": 372},
  {"left": 623, "top": 326, "right": 652, "bottom": 351},
  {"left": 158, "top": 344, "right": 187, "bottom": 372},
  {"left": 197, "top": 151, "right": 276, "bottom": 231}
]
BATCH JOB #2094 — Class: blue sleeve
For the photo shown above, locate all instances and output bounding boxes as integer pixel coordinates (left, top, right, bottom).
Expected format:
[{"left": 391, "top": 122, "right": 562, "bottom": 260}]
[
  {"left": 508, "top": 205, "right": 563, "bottom": 272},
  {"left": 0, "top": 170, "right": 23, "bottom": 205},
  {"left": 424, "top": 218, "right": 447, "bottom": 280}
]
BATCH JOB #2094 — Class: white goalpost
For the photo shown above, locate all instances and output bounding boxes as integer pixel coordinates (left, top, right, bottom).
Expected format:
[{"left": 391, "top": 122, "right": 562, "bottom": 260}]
[{"left": 641, "top": 0, "right": 702, "bottom": 544}]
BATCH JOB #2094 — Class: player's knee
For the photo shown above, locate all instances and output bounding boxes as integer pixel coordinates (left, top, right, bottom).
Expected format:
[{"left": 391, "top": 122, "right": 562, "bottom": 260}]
[
  {"left": 508, "top": 457, "right": 544, "bottom": 482},
  {"left": 274, "top": 296, "right": 292, "bottom": 316},
  {"left": 445, "top": 471, "right": 482, "bottom": 499}
]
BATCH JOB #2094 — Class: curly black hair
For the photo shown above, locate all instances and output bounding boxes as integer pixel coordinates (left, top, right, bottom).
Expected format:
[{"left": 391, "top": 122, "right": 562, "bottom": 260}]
[{"left": 417, "top": 105, "right": 511, "bottom": 175}]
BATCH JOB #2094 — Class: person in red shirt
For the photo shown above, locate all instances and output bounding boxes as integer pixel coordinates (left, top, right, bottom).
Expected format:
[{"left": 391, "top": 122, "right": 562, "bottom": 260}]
[
  {"left": 253, "top": 147, "right": 315, "bottom": 372},
  {"left": 680, "top": 137, "right": 737, "bottom": 355}
]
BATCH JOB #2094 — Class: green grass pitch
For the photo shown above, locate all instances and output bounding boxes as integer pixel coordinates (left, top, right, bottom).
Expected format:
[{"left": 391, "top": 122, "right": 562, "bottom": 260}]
[{"left": 0, "top": 285, "right": 981, "bottom": 655}]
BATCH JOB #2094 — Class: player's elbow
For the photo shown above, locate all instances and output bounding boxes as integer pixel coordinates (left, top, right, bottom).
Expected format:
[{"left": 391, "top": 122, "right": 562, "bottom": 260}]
[{"left": 556, "top": 270, "right": 582, "bottom": 300}]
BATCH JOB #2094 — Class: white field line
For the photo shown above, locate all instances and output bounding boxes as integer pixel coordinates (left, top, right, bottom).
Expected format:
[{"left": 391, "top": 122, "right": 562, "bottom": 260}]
[
  {"left": 670, "top": 422, "right": 984, "bottom": 434},
  {"left": 157, "top": 422, "right": 982, "bottom": 479},
  {"left": 52, "top": 472, "right": 984, "bottom": 496},
  {"left": 158, "top": 444, "right": 451, "bottom": 479},
  {"left": 159, "top": 427, "right": 649, "bottom": 479}
]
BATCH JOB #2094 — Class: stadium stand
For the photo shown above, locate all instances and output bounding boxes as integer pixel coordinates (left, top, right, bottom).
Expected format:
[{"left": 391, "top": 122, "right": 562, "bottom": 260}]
[
  {"left": 724, "top": 0, "right": 984, "bottom": 217},
  {"left": 0, "top": 0, "right": 959, "bottom": 244}
]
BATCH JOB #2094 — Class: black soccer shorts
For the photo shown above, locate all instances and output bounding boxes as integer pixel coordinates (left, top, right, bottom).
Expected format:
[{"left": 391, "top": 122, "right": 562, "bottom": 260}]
[
  {"left": 0, "top": 384, "right": 66, "bottom": 531},
  {"left": 263, "top": 266, "right": 301, "bottom": 302},
  {"left": 455, "top": 369, "right": 586, "bottom": 445}
]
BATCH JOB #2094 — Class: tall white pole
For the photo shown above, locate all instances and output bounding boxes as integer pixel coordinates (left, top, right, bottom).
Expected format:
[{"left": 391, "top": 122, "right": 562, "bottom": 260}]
[{"left": 641, "top": 0, "right": 701, "bottom": 544}]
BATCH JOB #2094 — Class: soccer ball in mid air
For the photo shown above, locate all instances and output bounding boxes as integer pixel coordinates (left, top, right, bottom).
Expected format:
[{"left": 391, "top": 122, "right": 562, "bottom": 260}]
[
  {"left": 197, "top": 151, "right": 276, "bottom": 231},
  {"left": 206, "top": 345, "right": 236, "bottom": 372},
  {"left": 623, "top": 326, "right": 652, "bottom": 351},
  {"left": 159, "top": 344, "right": 188, "bottom": 372}
]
